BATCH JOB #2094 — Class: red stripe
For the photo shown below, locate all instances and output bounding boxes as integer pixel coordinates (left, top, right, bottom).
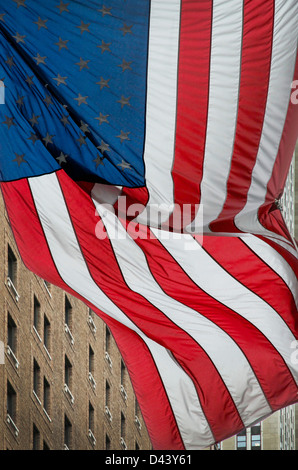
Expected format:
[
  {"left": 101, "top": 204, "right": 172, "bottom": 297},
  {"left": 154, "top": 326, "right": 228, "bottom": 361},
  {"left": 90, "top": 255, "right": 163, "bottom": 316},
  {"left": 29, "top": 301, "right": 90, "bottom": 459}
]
[
  {"left": 0, "top": 177, "right": 184, "bottom": 450},
  {"left": 209, "top": 0, "right": 275, "bottom": 234},
  {"left": 257, "top": 235, "right": 298, "bottom": 279},
  {"left": 258, "top": 205, "right": 294, "bottom": 245},
  {"left": 128, "top": 226, "right": 298, "bottom": 412},
  {"left": 167, "top": 0, "right": 212, "bottom": 230},
  {"left": 56, "top": 172, "right": 247, "bottom": 443},
  {"left": 258, "top": 50, "right": 298, "bottom": 221},
  {"left": 200, "top": 235, "right": 298, "bottom": 337}
]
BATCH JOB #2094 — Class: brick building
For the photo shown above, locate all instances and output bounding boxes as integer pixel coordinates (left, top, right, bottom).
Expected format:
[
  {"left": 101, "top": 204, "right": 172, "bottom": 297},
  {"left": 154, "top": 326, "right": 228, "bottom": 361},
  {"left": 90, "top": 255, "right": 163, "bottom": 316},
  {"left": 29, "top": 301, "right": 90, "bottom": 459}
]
[{"left": 0, "top": 191, "right": 152, "bottom": 450}]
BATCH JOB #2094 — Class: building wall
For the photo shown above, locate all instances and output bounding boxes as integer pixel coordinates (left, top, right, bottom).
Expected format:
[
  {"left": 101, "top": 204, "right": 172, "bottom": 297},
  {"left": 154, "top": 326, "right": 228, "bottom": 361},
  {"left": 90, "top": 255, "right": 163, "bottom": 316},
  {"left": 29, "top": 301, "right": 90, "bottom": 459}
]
[{"left": 0, "top": 191, "right": 152, "bottom": 450}]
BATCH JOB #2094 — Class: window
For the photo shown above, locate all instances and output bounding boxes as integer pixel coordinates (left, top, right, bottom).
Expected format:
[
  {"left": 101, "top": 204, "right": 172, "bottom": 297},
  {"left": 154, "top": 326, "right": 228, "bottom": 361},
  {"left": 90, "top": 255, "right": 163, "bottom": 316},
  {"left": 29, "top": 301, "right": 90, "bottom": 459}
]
[
  {"left": 7, "top": 313, "right": 17, "bottom": 354},
  {"left": 105, "top": 434, "right": 111, "bottom": 450},
  {"left": 64, "top": 356, "right": 74, "bottom": 404},
  {"left": 43, "top": 441, "right": 50, "bottom": 450},
  {"left": 135, "top": 399, "right": 142, "bottom": 430},
  {"left": 65, "top": 297, "right": 72, "bottom": 330},
  {"left": 65, "top": 355, "right": 72, "bottom": 389},
  {"left": 65, "top": 297, "right": 74, "bottom": 345},
  {"left": 251, "top": 425, "right": 261, "bottom": 450},
  {"left": 43, "top": 377, "right": 51, "bottom": 416},
  {"left": 236, "top": 429, "right": 247, "bottom": 450},
  {"left": 121, "top": 360, "right": 126, "bottom": 385},
  {"left": 105, "top": 381, "right": 110, "bottom": 408},
  {"left": 7, "top": 246, "right": 19, "bottom": 301},
  {"left": 33, "top": 359, "right": 41, "bottom": 398},
  {"left": 7, "top": 381, "right": 17, "bottom": 422},
  {"left": 89, "top": 345, "right": 94, "bottom": 375},
  {"left": 89, "top": 402, "right": 94, "bottom": 433},
  {"left": 105, "top": 327, "right": 111, "bottom": 353},
  {"left": 33, "top": 296, "right": 41, "bottom": 334},
  {"left": 7, "top": 245, "right": 17, "bottom": 286},
  {"left": 33, "top": 424, "right": 40, "bottom": 450},
  {"left": 44, "top": 315, "right": 51, "bottom": 353},
  {"left": 64, "top": 415, "right": 72, "bottom": 450},
  {"left": 121, "top": 412, "right": 126, "bottom": 440},
  {"left": 88, "top": 345, "right": 96, "bottom": 389},
  {"left": 120, "top": 360, "right": 128, "bottom": 401}
]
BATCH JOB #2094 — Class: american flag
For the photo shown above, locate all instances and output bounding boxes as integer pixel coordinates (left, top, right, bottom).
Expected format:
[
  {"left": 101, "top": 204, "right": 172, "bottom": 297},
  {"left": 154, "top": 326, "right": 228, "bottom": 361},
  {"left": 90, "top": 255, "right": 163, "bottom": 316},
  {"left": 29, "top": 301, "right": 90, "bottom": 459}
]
[{"left": 0, "top": 0, "right": 298, "bottom": 450}]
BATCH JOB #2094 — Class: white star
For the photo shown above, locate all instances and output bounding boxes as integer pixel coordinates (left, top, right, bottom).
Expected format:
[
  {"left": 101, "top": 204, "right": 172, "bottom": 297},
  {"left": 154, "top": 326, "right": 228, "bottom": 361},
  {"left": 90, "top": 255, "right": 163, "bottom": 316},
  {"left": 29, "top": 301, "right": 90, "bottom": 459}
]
[
  {"left": 13, "top": 32, "right": 26, "bottom": 44},
  {"left": 60, "top": 114, "right": 69, "bottom": 127},
  {"left": 27, "top": 132, "right": 38, "bottom": 145},
  {"left": 76, "top": 20, "right": 90, "bottom": 34},
  {"left": 56, "top": 152, "right": 69, "bottom": 165},
  {"left": 97, "top": 40, "right": 111, "bottom": 54},
  {"left": 74, "top": 93, "right": 88, "bottom": 106},
  {"left": 117, "top": 131, "right": 131, "bottom": 144},
  {"left": 33, "top": 53, "right": 47, "bottom": 66},
  {"left": 77, "top": 134, "right": 86, "bottom": 147},
  {"left": 13, "top": 153, "right": 27, "bottom": 166},
  {"left": 56, "top": 1, "right": 69, "bottom": 14},
  {"left": 98, "top": 5, "right": 112, "bottom": 16},
  {"left": 25, "top": 75, "right": 34, "bottom": 87},
  {"left": 76, "top": 58, "right": 90, "bottom": 71},
  {"left": 118, "top": 59, "right": 132, "bottom": 72},
  {"left": 97, "top": 140, "right": 110, "bottom": 154},
  {"left": 2, "top": 116, "right": 15, "bottom": 129},
  {"left": 55, "top": 37, "right": 69, "bottom": 51},
  {"left": 43, "top": 133, "right": 54, "bottom": 147},
  {"left": 93, "top": 153, "right": 105, "bottom": 168},
  {"left": 5, "top": 56, "right": 15, "bottom": 69},
  {"left": 34, "top": 17, "right": 48, "bottom": 30},
  {"left": 117, "top": 160, "right": 132, "bottom": 171},
  {"left": 96, "top": 77, "right": 110, "bottom": 90},
  {"left": 53, "top": 74, "right": 67, "bottom": 86},
  {"left": 13, "top": 0, "right": 26, "bottom": 8},
  {"left": 117, "top": 95, "right": 131, "bottom": 109},
  {"left": 80, "top": 121, "right": 90, "bottom": 134},
  {"left": 29, "top": 114, "right": 40, "bottom": 127},
  {"left": 120, "top": 24, "right": 133, "bottom": 36},
  {"left": 16, "top": 95, "right": 25, "bottom": 107},
  {"left": 95, "top": 113, "right": 109, "bottom": 126},
  {"left": 44, "top": 95, "right": 53, "bottom": 107}
]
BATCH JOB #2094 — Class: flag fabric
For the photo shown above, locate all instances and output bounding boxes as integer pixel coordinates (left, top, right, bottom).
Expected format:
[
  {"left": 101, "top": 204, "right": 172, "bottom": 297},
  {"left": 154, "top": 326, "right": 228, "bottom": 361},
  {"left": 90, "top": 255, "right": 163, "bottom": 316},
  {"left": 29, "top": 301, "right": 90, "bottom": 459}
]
[{"left": 0, "top": 0, "right": 298, "bottom": 450}]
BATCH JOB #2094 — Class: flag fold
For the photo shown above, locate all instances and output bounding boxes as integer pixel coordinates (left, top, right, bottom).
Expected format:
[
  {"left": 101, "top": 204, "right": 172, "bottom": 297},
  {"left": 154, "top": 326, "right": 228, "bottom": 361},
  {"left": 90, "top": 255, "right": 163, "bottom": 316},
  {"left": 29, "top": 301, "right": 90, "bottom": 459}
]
[{"left": 0, "top": 0, "right": 298, "bottom": 450}]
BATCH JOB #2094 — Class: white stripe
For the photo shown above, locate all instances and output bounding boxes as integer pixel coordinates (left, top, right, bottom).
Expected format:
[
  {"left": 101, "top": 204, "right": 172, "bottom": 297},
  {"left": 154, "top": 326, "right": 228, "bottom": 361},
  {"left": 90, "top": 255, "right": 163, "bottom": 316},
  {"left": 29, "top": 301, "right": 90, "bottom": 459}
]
[
  {"left": 153, "top": 231, "right": 298, "bottom": 385},
  {"left": 92, "top": 187, "right": 272, "bottom": 428},
  {"left": 188, "top": 0, "right": 243, "bottom": 233},
  {"left": 240, "top": 235, "right": 298, "bottom": 309},
  {"left": 235, "top": 0, "right": 298, "bottom": 235},
  {"left": 29, "top": 173, "right": 213, "bottom": 450},
  {"left": 236, "top": 210, "right": 298, "bottom": 256},
  {"left": 137, "top": 0, "right": 180, "bottom": 227},
  {"left": 262, "top": 235, "right": 298, "bottom": 260}
]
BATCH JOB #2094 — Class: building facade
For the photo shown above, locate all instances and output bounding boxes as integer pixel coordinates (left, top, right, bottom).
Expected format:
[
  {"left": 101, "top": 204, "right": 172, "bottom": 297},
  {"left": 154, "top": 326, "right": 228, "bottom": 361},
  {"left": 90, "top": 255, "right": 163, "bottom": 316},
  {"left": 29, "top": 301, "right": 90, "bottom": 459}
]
[{"left": 0, "top": 191, "right": 152, "bottom": 450}]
